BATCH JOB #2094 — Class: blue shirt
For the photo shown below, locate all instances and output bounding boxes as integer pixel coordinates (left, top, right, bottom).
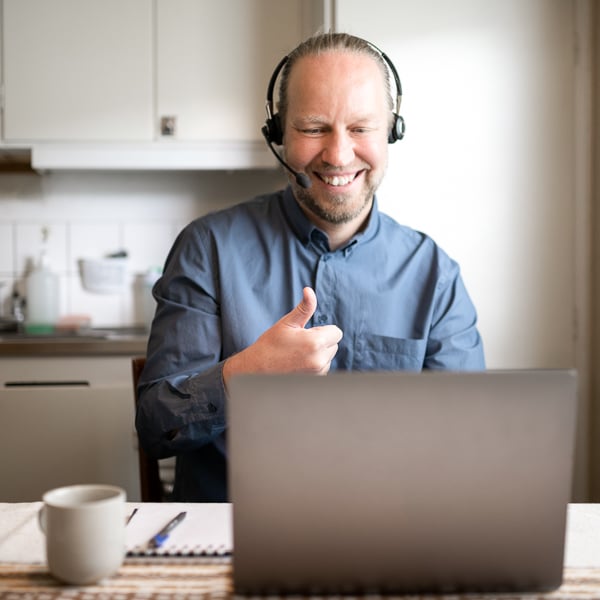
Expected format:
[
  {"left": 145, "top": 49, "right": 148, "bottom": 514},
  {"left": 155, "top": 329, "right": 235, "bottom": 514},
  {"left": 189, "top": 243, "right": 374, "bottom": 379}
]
[{"left": 136, "top": 186, "right": 485, "bottom": 501}]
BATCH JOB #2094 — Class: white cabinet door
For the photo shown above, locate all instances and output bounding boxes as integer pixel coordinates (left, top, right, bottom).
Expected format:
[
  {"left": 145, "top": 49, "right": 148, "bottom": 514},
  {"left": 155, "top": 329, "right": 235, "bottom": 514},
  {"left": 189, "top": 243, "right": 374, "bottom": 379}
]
[
  {"left": 155, "top": 0, "right": 305, "bottom": 142},
  {"left": 0, "top": 357, "right": 141, "bottom": 502},
  {"left": 3, "top": 0, "right": 153, "bottom": 142},
  {"left": 0, "top": 384, "right": 140, "bottom": 502}
]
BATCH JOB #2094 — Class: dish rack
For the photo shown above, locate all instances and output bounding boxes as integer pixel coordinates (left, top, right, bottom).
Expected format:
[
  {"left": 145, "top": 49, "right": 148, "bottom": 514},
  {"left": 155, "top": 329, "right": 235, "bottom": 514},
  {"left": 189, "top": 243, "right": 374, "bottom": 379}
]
[{"left": 78, "top": 257, "right": 128, "bottom": 294}]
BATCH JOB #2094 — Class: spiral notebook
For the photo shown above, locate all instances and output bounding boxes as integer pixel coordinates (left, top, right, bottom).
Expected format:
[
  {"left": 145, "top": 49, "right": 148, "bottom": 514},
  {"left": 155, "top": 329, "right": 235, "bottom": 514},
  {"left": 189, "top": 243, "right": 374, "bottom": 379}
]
[{"left": 126, "top": 503, "right": 232, "bottom": 556}]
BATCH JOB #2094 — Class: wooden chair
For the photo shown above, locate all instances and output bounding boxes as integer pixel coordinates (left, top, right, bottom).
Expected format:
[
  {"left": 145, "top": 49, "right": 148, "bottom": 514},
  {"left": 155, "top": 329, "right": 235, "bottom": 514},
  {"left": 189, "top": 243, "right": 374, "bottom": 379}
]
[{"left": 131, "top": 356, "right": 164, "bottom": 502}]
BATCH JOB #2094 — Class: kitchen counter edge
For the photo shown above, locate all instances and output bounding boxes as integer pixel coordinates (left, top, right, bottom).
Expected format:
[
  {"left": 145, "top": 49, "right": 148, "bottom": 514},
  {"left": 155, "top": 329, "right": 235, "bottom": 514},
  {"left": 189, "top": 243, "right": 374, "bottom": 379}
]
[{"left": 0, "top": 337, "right": 148, "bottom": 357}]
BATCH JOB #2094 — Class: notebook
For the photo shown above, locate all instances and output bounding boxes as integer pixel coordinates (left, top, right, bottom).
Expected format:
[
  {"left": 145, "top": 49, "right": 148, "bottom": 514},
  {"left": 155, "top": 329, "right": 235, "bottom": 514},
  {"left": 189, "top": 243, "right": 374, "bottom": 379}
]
[
  {"left": 126, "top": 503, "right": 232, "bottom": 556},
  {"left": 227, "top": 370, "right": 577, "bottom": 595}
]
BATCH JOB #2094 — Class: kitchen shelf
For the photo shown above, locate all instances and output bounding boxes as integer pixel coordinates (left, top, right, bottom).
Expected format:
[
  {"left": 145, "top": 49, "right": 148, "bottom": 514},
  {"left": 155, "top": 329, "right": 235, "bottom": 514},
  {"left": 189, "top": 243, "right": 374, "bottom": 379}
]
[{"left": 26, "top": 141, "right": 278, "bottom": 171}]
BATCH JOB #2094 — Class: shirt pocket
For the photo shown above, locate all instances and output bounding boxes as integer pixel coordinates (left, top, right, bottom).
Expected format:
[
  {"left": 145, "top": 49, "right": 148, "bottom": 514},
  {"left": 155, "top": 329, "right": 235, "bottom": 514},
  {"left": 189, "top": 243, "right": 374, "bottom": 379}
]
[{"left": 353, "top": 333, "right": 426, "bottom": 371}]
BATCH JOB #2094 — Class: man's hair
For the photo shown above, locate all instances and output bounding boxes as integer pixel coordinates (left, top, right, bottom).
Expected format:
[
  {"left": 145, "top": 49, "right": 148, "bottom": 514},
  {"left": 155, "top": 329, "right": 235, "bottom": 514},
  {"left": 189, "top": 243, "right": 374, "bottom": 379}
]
[{"left": 276, "top": 32, "right": 394, "bottom": 135}]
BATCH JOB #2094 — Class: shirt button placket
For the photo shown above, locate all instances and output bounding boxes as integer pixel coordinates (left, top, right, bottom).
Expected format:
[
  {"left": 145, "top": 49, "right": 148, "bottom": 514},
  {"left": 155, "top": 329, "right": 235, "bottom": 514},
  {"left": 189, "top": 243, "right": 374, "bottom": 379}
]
[{"left": 314, "top": 253, "right": 334, "bottom": 326}]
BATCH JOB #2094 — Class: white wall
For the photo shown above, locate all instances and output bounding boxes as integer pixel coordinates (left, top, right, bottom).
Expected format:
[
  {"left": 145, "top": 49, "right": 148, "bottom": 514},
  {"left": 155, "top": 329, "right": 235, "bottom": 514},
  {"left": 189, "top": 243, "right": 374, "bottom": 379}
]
[
  {"left": 0, "top": 170, "right": 285, "bottom": 327},
  {"left": 335, "top": 0, "right": 592, "bottom": 500},
  {"left": 335, "top": 0, "right": 577, "bottom": 370}
]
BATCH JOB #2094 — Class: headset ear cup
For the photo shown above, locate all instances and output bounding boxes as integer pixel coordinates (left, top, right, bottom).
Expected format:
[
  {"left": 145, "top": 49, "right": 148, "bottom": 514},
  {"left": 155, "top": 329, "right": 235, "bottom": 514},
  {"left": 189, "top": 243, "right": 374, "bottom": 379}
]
[
  {"left": 388, "top": 113, "right": 405, "bottom": 144},
  {"left": 266, "top": 113, "right": 283, "bottom": 146}
]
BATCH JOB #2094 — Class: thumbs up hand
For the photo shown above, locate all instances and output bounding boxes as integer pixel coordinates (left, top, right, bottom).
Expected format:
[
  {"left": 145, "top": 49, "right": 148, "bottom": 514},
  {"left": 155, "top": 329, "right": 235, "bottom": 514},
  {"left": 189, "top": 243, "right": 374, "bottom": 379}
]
[
  {"left": 281, "top": 285, "right": 320, "bottom": 330},
  {"left": 223, "top": 287, "right": 343, "bottom": 385}
]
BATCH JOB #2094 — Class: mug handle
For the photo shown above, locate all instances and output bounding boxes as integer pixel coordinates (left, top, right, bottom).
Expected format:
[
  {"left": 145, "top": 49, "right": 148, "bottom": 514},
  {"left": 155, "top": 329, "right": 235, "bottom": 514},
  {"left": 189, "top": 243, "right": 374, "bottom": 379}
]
[{"left": 38, "top": 505, "right": 47, "bottom": 534}]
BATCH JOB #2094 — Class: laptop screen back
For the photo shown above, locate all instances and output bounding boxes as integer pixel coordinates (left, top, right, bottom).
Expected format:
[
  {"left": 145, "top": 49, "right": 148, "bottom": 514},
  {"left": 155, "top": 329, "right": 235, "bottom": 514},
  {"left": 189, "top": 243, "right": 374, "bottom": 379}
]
[{"left": 227, "top": 370, "right": 577, "bottom": 595}]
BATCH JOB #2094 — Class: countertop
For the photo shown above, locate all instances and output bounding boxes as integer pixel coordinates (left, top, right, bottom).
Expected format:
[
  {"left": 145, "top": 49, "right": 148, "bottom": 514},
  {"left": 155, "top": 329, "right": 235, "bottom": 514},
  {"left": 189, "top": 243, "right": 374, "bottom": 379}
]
[{"left": 0, "top": 327, "right": 148, "bottom": 357}]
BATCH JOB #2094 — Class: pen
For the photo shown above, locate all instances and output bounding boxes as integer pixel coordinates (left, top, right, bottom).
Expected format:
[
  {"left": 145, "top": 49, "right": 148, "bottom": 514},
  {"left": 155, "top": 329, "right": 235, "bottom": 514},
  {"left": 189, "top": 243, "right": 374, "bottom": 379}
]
[
  {"left": 148, "top": 511, "right": 187, "bottom": 548},
  {"left": 126, "top": 507, "right": 138, "bottom": 525}
]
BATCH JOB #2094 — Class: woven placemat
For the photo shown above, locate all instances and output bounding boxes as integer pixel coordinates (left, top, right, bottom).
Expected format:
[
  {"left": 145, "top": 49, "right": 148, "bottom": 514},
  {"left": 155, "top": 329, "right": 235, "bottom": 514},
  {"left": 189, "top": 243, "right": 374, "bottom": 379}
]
[{"left": 1, "top": 563, "right": 599, "bottom": 599}]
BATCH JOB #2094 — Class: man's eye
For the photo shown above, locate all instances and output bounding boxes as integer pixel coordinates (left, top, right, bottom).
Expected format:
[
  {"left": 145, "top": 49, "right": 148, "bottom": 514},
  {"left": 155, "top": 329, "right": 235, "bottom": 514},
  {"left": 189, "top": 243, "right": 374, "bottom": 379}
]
[{"left": 302, "top": 128, "right": 323, "bottom": 135}]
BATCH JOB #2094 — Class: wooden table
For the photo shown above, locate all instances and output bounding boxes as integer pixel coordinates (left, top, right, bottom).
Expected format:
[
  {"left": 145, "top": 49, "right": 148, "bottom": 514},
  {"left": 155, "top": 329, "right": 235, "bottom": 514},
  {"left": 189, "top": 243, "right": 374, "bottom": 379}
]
[{"left": 1, "top": 503, "right": 600, "bottom": 599}]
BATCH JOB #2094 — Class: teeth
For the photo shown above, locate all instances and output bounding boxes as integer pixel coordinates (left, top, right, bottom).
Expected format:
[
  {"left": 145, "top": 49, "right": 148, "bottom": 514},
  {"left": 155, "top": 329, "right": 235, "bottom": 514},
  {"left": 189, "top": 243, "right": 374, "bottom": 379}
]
[{"left": 322, "top": 174, "right": 355, "bottom": 186}]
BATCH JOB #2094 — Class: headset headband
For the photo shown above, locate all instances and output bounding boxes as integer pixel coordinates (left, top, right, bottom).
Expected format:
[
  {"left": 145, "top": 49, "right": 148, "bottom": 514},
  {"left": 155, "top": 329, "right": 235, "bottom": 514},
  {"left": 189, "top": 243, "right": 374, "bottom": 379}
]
[{"left": 263, "top": 39, "right": 405, "bottom": 145}]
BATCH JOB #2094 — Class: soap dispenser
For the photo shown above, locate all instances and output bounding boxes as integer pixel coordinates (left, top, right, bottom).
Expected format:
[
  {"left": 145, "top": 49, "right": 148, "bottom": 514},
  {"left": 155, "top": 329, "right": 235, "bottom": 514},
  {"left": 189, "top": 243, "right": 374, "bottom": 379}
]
[{"left": 25, "top": 226, "right": 60, "bottom": 334}]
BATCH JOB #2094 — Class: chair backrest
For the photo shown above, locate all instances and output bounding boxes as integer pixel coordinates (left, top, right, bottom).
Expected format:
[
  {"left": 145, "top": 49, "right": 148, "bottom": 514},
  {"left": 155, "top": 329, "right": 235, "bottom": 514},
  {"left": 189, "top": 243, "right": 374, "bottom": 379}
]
[{"left": 131, "top": 356, "right": 164, "bottom": 502}]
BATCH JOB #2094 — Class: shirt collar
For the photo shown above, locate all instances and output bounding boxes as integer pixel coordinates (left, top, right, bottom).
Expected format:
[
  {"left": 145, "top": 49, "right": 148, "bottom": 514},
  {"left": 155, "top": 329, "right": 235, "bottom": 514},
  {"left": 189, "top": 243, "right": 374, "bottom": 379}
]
[{"left": 281, "top": 185, "right": 380, "bottom": 251}]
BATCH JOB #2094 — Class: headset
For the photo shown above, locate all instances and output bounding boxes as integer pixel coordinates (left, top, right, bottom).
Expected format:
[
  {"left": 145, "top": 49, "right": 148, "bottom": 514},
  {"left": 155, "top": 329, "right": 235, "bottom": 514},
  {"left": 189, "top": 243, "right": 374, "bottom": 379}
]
[{"left": 262, "top": 40, "right": 405, "bottom": 149}]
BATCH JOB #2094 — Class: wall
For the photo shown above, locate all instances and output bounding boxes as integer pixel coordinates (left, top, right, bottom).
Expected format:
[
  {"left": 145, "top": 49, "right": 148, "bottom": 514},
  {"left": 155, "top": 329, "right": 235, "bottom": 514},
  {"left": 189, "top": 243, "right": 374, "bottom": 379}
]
[
  {"left": 334, "top": 0, "right": 591, "bottom": 498},
  {"left": 336, "top": 0, "right": 577, "bottom": 370},
  {"left": 0, "top": 170, "right": 286, "bottom": 327}
]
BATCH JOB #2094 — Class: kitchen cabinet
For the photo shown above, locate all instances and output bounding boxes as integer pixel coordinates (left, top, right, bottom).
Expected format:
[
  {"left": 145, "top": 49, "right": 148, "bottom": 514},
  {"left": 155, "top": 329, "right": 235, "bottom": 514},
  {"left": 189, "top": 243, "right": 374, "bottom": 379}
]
[
  {"left": 0, "top": 356, "right": 141, "bottom": 502},
  {"left": 2, "top": 0, "right": 153, "bottom": 141},
  {"left": 155, "top": 0, "right": 305, "bottom": 143},
  {"left": 2, "top": 0, "right": 330, "bottom": 158}
]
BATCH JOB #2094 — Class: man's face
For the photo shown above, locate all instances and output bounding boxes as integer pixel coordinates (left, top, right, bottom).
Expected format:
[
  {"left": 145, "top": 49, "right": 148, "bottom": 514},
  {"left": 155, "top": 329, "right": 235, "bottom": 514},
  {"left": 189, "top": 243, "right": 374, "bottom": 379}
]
[{"left": 283, "top": 51, "right": 390, "bottom": 226}]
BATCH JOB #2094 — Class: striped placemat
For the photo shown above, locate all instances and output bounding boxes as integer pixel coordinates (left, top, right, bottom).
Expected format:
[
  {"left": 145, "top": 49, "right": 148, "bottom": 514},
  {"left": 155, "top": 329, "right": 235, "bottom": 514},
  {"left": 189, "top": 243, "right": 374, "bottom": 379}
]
[
  {"left": 1, "top": 563, "right": 600, "bottom": 599},
  {"left": 0, "top": 558, "right": 232, "bottom": 598}
]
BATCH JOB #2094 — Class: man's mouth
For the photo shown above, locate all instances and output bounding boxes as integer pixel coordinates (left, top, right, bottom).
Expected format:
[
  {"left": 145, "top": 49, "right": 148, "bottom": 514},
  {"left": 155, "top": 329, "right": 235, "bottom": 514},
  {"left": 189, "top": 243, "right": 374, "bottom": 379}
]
[{"left": 318, "top": 172, "right": 360, "bottom": 187}]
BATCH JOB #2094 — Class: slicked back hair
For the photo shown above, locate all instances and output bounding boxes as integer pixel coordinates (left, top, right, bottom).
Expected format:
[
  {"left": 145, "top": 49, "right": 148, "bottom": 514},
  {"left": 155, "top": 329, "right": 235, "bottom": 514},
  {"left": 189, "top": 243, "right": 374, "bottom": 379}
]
[{"left": 276, "top": 32, "right": 394, "bottom": 136}]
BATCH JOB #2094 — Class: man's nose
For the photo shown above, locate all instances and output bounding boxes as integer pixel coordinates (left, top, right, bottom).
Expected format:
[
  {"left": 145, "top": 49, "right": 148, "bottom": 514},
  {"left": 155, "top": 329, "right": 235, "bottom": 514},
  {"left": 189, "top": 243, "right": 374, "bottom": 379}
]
[{"left": 321, "top": 130, "right": 355, "bottom": 167}]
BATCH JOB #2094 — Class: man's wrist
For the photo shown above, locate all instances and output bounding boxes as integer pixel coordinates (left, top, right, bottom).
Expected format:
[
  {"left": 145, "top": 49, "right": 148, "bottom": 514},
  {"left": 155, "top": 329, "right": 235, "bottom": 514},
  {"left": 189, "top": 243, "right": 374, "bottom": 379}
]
[{"left": 223, "top": 351, "right": 245, "bottom": 392}]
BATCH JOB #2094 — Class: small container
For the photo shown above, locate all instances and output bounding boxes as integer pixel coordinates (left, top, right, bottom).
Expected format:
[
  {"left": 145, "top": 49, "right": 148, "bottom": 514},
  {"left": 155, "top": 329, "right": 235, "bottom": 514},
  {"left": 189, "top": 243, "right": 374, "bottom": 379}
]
[
  {"left": 79, "top": 257, "right": 128, "bottom": 294},
  {"left": 26, "top": 268, "right": 60, "bottom": 332},
  {"left": 25, "top": 227, "right": 60, "bottom": 333}
]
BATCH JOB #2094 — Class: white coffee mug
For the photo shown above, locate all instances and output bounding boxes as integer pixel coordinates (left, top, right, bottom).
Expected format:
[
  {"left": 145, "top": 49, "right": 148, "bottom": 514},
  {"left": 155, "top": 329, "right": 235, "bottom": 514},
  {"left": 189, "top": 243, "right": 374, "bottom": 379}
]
[{"left": 38, "top": 484, "right": 126, "bottom": 585}]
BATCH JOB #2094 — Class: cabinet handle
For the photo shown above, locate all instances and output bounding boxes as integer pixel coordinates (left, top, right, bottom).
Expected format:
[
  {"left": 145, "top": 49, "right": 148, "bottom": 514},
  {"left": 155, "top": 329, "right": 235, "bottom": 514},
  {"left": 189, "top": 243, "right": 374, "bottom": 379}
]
[
  {"left": 4, "top": 380, "right": 90, "bottom": 387},
  {"left": 160, "top": 116, "right": 177, "bottom": 136}
]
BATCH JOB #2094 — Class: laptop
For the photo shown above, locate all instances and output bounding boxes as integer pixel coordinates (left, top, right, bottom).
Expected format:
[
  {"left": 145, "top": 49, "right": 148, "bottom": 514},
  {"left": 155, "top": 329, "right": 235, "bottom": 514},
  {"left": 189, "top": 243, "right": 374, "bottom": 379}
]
[{"left": 227, "top": 370, "right": 577, "bottom": 595}]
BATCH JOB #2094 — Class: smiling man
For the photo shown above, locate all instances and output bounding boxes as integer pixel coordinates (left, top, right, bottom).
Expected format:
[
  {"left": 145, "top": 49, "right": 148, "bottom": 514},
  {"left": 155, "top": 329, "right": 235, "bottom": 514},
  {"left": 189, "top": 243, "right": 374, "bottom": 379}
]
[
  {"left": 283, "top": 49, "right": 389, "bottom": 238},
  {"left": 136, "top": 33, "right": 485, "bottom": 502}
]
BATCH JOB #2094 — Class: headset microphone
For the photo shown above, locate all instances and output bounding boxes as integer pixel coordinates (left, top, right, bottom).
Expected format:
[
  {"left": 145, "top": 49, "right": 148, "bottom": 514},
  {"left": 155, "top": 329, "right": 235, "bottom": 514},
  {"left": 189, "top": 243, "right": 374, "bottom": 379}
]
[{"left": 261, "top": 126, "right": 312, "bottom": 189}]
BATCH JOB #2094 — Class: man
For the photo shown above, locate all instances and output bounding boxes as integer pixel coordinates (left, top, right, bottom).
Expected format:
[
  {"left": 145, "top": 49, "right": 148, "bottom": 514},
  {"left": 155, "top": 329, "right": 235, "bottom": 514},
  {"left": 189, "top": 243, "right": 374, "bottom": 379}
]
[{"left": 136, "top": 33, "right": 485, "bottom": 502}]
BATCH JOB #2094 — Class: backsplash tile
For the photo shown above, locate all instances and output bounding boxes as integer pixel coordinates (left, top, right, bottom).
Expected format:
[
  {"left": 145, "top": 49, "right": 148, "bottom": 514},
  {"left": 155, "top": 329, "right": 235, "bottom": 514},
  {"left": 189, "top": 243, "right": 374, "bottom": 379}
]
[
  {"left": 0, "top": 223, "right": 14, "bottom": 273},
  {"left": 0, "top": 277, "right": 15, "bottom": 319},
  {"left": 69, "top": 222, "right": 122, "bottom": 270},
  {"left": 0, "top": 169, "right": 286, "bottom": 326},
  {"left": 122, "top": 221, "right": 175, "bottom": 273},
  {"left": 15, "top": 222, "right": 69, "bottom": 276},
  {"left": 67, "top": 275, "right": 126, "bottom": 326}
]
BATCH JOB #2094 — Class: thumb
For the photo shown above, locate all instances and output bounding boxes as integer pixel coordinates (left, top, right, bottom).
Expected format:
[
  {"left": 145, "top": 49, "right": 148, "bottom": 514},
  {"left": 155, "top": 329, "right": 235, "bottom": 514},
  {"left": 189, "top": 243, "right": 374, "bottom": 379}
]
[{"left": 282, "top": 287, "right": 317, "bottom": 329}]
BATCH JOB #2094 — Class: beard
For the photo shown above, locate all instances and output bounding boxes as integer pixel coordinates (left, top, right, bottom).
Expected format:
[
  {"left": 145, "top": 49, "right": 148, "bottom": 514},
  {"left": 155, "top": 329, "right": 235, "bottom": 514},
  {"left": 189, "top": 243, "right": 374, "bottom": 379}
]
[{"left": 292, "top": 175, "right": 381, "bottom": 225}]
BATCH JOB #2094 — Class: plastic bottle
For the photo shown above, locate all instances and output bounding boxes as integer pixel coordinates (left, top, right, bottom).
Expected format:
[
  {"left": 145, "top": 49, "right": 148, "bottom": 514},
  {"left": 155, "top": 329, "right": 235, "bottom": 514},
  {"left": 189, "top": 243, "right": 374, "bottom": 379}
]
[{"left": 25, "top": 227, "right": 60, "bottom": 334}]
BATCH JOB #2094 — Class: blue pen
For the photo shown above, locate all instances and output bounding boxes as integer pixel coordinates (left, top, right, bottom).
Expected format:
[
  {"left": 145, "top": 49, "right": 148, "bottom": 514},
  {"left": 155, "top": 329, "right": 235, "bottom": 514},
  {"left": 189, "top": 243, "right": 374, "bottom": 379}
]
[{"left": 149, "top": 511, "right": 187, "bottom": 548}]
